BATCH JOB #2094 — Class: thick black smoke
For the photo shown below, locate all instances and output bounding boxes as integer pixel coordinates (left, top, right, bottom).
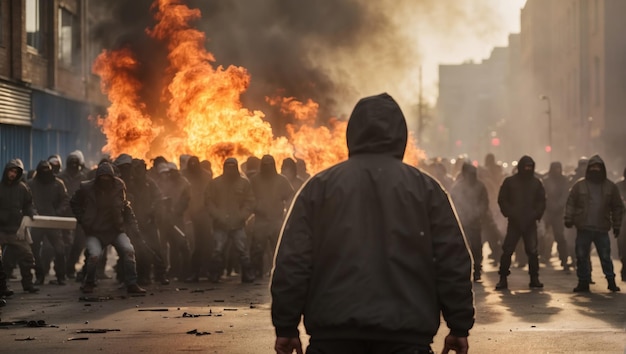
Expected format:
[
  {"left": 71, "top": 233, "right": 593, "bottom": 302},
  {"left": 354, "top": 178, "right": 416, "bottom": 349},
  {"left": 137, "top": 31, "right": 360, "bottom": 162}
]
[{"left": 89, "top": 0, "right": 417, "bottom": 132}]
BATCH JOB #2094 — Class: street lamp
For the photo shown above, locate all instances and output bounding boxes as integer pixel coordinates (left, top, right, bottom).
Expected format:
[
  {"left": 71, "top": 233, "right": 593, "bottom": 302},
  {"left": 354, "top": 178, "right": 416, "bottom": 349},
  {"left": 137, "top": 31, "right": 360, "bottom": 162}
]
[{"left": 540, "top": 95, "right": 552, "bottom": 156}]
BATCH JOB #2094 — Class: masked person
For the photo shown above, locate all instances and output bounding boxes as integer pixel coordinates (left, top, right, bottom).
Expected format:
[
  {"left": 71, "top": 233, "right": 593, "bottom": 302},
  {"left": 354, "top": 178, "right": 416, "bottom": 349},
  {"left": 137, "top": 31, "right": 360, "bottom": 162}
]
[
  {"left": 541, "top": 162, "right": 571, "bottom": 270},
  {"left": 495, "top": 155, "right": 546, "bottom": 290},
  {"left": 129, "top": 159, "right": 169, "bottom": 286},
  {"left": 280, "top": 158, "right": 304, "bottom": 193},
  {"left": 0, "top": 159, "right": 39, "bottom": 293},
  {"left": 250, "top": 155, "right": 294, "bottom": 278},
  {"left": 183, "top": 156, "right": 213, "bottom": 283},
  {"left": 48, "top": 155, "right": 62, "bottom": 175},
  {"left": 28, "top": 161, "right": 70, "bottom": 286},
  {"left": 565, "top": 155, "right": 624, "bottom": 292},
  {"left": 156, "top": 162, "right": 191, "bottom": 281},
  {"left": 206, "top": 158, "right": 255, "bottom": 283},
  {"left": 70, "top": 162, "right": 146, "bottom": 294},
  {"left": 616, "top": 167, "right": 626, "bottom": 282},
  {"left": 271, "top": 93, "right": 474, "bottom": 354},
  {"left": 59, "top": 151, "right": 88, "bottom": 279},
  {"left": 451, "top": 162, "right": 489, "bottom": 282}
]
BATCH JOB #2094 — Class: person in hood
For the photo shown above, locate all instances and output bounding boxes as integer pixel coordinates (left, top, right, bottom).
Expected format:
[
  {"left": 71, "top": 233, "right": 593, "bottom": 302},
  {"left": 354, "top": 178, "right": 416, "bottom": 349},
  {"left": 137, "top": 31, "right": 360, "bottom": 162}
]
[
  {"left": 565, "top": 155, "right": 624, "bottom": 292},
  {"left": 0, "top": 159, "right": 39, "bottom": 293},
  {"left": 250, "top": 155, "right": 294, "bottom": 278},
  {"left": 451, "top": 162, "right": 489, "bottom": 282},
  {"left": 70, "top": 162, "right": 146, "bottom": 294},
  {"left": 615, "top": 167, "right": 626, "bottom": 282},
  {"left": 495, "top": 155, "right": 546, "bottom": 290},
  {"left": 60, "top": 150, "right": 88, "bottom": 279},
  {"left": 205, "top": 157, "right": 256, "bottom": 283},
  {"left": 182, "top": 156, "right": 213, "bottom": 283},
  {"left": 280, "top": 157, "right": 304, "bottom": 192},
  {"left": 244, "top": 156, "right": 261, "bottom": 179},
  {"left": 156, "top": 162, "right": 192, "bottom": 281},
  {"left": 28, "top": 161, "right": 70, "bottom": 286},
  {"left": 541, "top": 162, "right": 571, "bottom": 270},
  {"left": 48, "top": 155, "right": 62, "bottom": 175},
  {"left": 271, "top": 93, "right": 474, "bottom": 354}
]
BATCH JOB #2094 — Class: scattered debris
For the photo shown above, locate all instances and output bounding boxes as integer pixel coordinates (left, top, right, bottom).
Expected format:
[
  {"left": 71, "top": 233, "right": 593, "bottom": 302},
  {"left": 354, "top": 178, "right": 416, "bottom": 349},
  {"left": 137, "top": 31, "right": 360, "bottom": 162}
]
[
  {"left": 79, "top": 296, "right": 113, "bottom": 302},
  {"left": 190, "top": 289, "right": 204, "bottom": 293},
  {"left": 223, "top": 308, "right": 237, "bottom": 311},
  {"left": 138, "top": 308, "right": 169, "bottom": 312},
  {"left": 15, "top": 337, "right": 36, "bottom": 341},
  {"left": 182, "top": 312, "right": 211, "bottom": 318},
  {"left": 27, "top": 320, "right": 58, "bottom": 328},
  {"left": 67, "top": 337, "right": 89, "bottom": 341},
  {"left": 76, "top": 329, "right": 120, "bottom": 334},
  {"left": 213, "top": 299, "right": 224, "bottom": 302},
  {"left": 215, "top": 330, "right": 224, "bottom": 334},
  {"left": 186, "top": 329, "right": 211, "bottom": 336}
]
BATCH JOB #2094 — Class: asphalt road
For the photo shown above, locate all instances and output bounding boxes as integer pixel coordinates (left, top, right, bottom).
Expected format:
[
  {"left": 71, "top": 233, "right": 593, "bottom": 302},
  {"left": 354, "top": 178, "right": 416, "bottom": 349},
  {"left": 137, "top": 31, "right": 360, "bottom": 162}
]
[{"left": 0, "top": 248, "right": 625, "bottom": 354}]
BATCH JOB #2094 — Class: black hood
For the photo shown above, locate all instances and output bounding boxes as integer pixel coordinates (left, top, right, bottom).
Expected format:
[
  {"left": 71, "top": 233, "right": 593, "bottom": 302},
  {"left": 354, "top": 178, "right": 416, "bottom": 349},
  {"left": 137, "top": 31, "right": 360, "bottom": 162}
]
[
  {"left": 223, "top": 157, "right": 240, "bottom": 180},
  {"left": 585, "top": 154, "right": 607, "bottom": 181},
  {"left": 260, "top": 155, "right": 277, "bottom": 177},
  {"left": 186, "top": 156, "right": 201, "bottom": 174},
  {"left": 281, "top": 158, "right": 297, "bottom": 178},
  {"left": 35, "top": 160, "right": 55, "bottom": 184},
  {"left": 346, "top": 93, "right": 407, "bottom": 160},
  {"left": 96, "top": 162, "right": 116, "bottom": 178},
  {"left": 548, "top": 161, "right": 562, "bottom": 177},
  {"left": 517, "top": 155, "right": 535, "bottom": 178},
  {"left": 2, "top": 159, "right": 24, "bottom": 184},
  {"left": 461, "top": 163, "right": 477, "bottom": 182}
]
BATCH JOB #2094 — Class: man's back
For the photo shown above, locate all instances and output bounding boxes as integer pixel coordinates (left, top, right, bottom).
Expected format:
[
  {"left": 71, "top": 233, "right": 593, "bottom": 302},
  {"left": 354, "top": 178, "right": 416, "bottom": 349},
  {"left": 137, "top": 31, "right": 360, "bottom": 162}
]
[{"left": 271, "top": 93, "right": 474, "bottom": 351}]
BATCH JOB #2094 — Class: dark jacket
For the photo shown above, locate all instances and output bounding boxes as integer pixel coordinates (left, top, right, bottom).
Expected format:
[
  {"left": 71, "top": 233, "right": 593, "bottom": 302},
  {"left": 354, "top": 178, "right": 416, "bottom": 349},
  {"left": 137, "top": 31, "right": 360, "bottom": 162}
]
[
  {"left": 250, "top": 155, "right": 294, "bottom": 223},
  {"left": 0, "top": 160, "right": 35, "bottom": 234},
  {"left": 59, "top": 151, "right": 87, "bottom": 198},
  {"left": 206, "top": 160, "right": 255, "bottom": 231},
  {"left": 271, "top": 93, "right": 474, "bottom": 344},
  {"left": 28, "top": 161, "right": 70, "bottom": 217},
  {"left": 128, "top": 159, "right": 163, "bottom": 227},
  {"left": 564, "top": 155, "right": 624, "bottom": 232},
  {"left": 498, "top": 155, "right": 546, "bottom": 229},
  {"left": 542, "top": 162, "right": 569, "bottom": 217},
  {"left": 182, "top": 156, "right": 212, "bottom": 220},
  {"left": 450, "top": 163, "right": 489, "bottom": 231},
  {"left": 70, "top": 163, "right": 136, "bottom": 243}
]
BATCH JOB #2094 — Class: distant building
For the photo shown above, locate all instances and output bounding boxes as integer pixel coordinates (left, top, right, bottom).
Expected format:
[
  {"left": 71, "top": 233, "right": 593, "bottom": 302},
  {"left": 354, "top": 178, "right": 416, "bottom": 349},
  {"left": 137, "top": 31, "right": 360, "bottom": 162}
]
[
  {"left": 0, "top": 0, "right": 106, "bottom": 170},
  {"left": 437, "top": 0, "right": 626, "bottom": 172}
]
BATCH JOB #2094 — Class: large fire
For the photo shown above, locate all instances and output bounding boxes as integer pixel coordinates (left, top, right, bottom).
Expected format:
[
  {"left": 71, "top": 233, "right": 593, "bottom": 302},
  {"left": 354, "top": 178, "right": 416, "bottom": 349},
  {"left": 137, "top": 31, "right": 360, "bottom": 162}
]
[{"left": 93, "top": 0, "right": 424, "bottom": 175}]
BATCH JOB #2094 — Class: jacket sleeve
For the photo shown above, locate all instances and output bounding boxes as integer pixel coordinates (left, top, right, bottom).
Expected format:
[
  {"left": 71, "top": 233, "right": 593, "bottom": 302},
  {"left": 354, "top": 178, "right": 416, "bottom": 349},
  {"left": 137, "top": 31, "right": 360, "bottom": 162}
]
[
  {"left": 429, "top": 180, "right": 475, "bottom": 337},
  {"left": 55, "top": 181, "right": 71, "bottom": 217},
  {"left": 609, "top": 183, "right": 625, "bottom": 229},
  {"left": 239, "top": 180, "right": 255, "bottom": 221},
  {"left": 534, "top": 180, "right": 547, "bottom": 220},
  {"left": 270, "top": 184, "right": 313, "bottom": 338},
  {"left": 205, "top": 181, "right": 221, "bottom": 221},
  {"left": 70, "top": 186, "right": 85, "bottom": 223},
  {"left": 497, "top": 178, "right": 511, "bottom": 218},
  {"left": 564, "top": 183, "right": 579, "bottom": 225},
  {"left": 21, "top": 183, "right": 35, "bottom": 218}
]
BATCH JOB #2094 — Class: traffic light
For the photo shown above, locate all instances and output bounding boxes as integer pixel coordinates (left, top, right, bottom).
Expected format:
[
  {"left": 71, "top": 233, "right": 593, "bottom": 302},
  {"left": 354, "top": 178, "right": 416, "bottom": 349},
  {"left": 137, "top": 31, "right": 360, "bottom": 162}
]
[
  {"left": 545, "top": 145, "right": 552, "bottom": 153},
  {"left": 491, "top": 137, "right": 500, "bottom": 147}
]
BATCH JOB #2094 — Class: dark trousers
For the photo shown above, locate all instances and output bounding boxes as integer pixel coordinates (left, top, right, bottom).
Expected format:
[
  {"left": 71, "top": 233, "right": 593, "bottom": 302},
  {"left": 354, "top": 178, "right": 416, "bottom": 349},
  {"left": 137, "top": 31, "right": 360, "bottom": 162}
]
[
  {"left": 542, "top": 212, "right": 569, "bottom": 265},
  {"left": 189, "top": 215, "right": 213, "bottom": 277},
  {"left": 250, "top": 219, "right": 281, "bottom": 277},
  {"left": 499, "top": 221, "right": 539, "bottom": 277},
  {"left": 575, "top": 229, "right": 615, "bottom": 284},
  {"left": 66, "top": 226, "right": 86, "bottom": 275},
  {"left": 31, "top": 228, "right": 66, "bottom": 281},
  {"left": 463, "top": 224, "right": 482, "bottom": 275},
  {"left": 136, "top": 221, "right": 167, "bottom": 281},
  {"left": 306, "top": 339, "right": 432, "bottom": 354},
  {"left": 0, "top": 232, "right": 36, "bottom": 289}
]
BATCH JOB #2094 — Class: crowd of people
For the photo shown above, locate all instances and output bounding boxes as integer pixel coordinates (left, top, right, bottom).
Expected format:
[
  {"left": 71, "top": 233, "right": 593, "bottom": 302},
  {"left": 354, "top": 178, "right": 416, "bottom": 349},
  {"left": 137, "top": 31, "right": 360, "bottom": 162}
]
[
  {"left": 0, "top": 150, "right": 310, "bottom": 299},
  {"left": 423, "top": 153, "right": 625, "bottom": 293}
]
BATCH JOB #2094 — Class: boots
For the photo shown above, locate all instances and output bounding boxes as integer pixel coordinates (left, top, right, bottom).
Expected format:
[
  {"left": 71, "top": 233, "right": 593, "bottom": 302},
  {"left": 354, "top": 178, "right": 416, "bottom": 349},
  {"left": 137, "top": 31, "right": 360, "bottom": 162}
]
[
  {"left": 495, "top": 275, "right": 508, "bottom": 290},
  {"left": 607, "top": 278, "right": 621, "bottom": 292},
  {"left": 529, "top": 275, "right": 544, "bottom": 288},
  {"left": 573, "top": 282, "right": 590, "bottom": 293}
]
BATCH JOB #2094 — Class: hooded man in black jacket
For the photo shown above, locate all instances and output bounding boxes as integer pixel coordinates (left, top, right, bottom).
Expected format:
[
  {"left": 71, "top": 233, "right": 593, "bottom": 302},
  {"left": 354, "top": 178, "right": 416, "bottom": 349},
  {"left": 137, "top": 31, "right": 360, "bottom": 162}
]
[
  {"left": 0, "top": 159, "right": 39, "bottom": 293},
  {"left": 271, "top": 93, "right": 474, "bottom": 354},
  {"left": 70, "top": 162, "right": 145, "bottom": 294},
  {"left": 495, "top": 155, "right": 546, "bottom": 290},
  {"left": 28, "top": 160, "right": 70, "bottom": 285}
]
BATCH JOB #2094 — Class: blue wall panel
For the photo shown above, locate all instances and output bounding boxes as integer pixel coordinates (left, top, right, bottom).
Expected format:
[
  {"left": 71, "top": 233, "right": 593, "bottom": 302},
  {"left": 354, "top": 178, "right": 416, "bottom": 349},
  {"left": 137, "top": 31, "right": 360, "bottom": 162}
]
[{"left": 0, "top": 124, "right": 31, "bottom": 170}]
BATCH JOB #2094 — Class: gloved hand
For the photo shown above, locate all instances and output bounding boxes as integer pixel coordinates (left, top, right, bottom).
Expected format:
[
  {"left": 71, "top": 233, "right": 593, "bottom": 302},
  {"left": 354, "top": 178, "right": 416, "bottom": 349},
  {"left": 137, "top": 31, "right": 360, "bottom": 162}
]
[
  {"left": 564, "top": 220, "right": 574, "bottom": 229},
  {"left": 613, "top": 228, "right": 620, "bottom": 238}
]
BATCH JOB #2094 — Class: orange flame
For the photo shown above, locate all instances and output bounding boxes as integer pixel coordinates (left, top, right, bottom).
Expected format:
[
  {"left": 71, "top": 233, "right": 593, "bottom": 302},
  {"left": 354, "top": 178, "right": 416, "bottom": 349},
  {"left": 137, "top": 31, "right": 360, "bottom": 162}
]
[{"left": 93, "top": 0, "right": 423, "bottom": 175}]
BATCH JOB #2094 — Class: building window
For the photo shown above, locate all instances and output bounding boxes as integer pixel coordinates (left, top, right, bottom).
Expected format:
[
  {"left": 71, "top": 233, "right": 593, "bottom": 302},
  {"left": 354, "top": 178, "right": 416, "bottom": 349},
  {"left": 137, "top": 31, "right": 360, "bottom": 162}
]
[
  {"left": 26, "top": 0, "right": 43, "bottom": 52},
  {"left": 58, "top": 7, "right": 79, "bottom": 67}
]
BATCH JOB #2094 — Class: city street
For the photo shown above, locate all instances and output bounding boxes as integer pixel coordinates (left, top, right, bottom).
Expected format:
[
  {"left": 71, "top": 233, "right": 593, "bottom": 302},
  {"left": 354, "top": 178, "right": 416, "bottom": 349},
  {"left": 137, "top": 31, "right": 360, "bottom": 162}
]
[{"left": 0, "top": 249, "right": 625, "bottom": 354}]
